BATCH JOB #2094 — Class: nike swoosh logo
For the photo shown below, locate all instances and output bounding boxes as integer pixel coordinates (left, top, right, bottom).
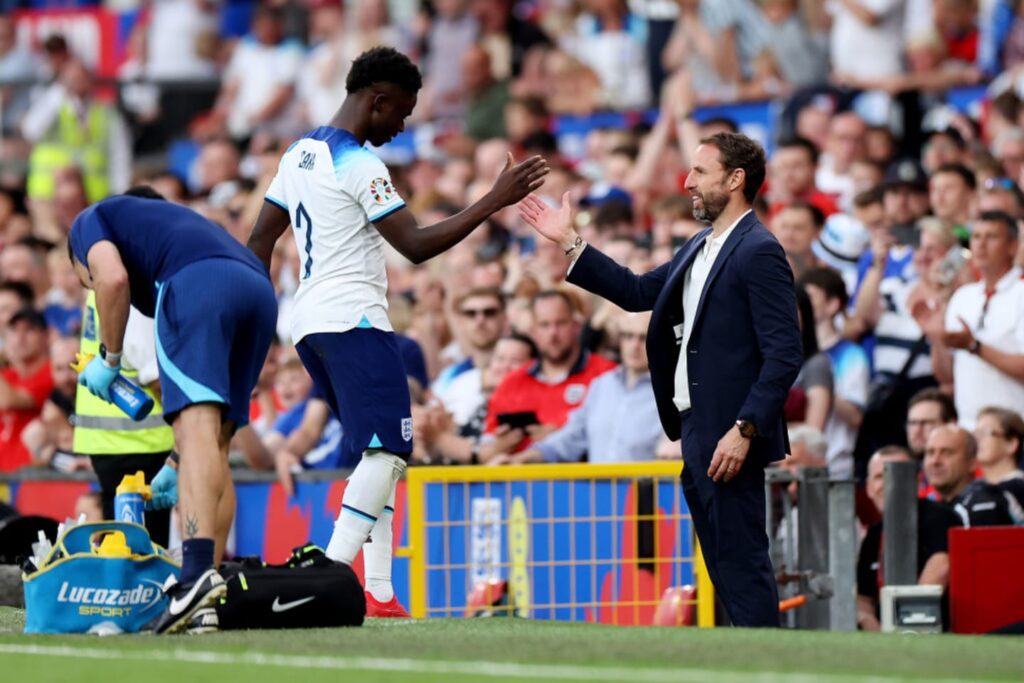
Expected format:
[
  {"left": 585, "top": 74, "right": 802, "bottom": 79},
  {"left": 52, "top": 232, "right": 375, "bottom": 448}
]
[
  {"left": 169, "top": 576, "right": 211, "bottom": 615},
  {"left": 272, "top": 596, "right": 315, "bottom": 613}
]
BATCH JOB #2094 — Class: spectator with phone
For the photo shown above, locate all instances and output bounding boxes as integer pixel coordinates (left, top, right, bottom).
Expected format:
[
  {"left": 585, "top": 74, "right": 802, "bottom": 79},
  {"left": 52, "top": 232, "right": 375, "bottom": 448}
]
[
  {"left": 483, "top": 290, "right": 615, "bottom": 454},
  {"left": 415, "top": 333, "right": 538, "bottom": 465},
  {"left": 493, "top": 311, "right": 661, "bottom": 465},
  {"left": 847, "top": 218, "right": 958, "bottom": 457}
]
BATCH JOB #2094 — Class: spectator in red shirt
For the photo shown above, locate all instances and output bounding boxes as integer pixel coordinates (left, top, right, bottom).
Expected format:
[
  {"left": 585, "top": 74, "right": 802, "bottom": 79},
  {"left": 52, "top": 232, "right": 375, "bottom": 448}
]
[
  {"left": 484, "top": 290, "right": 616, "bottom": 454},
  {"left": 768, "top": 137, "right": 840, "bottom": 219},
  {"left": 0, "top": 308, "right": 54, "bottom": 472},
  {"left": 772, "top": 201, "right": 826, "bottom": 280},
  {"left": 935, "top": 0, "right": 978, "bottom": 63}
]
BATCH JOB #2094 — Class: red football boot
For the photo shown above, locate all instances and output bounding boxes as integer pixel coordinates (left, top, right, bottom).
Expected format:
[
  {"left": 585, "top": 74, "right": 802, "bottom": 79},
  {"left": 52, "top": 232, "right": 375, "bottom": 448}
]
[{"left": 365, "top": 591, "right": 411, "bottom": 618}]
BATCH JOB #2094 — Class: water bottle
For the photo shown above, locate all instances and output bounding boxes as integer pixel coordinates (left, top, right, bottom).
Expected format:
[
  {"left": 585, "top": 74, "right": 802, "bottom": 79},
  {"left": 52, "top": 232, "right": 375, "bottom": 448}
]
[
  {"left": 72, "top": 353, "right": 155, "bottom": 420},
  {"left": 114, "top": 471, "right": 151, "bottom": 526}
]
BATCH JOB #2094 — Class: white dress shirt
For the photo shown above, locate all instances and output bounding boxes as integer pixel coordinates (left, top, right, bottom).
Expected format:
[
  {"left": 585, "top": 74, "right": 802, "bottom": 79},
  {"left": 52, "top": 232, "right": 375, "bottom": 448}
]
[
  {"left": 945, "top": 267, "right": 1024, "bottom": 430},
  {"left": 673, "top": 211, "right": 749, "bottom": 411}
]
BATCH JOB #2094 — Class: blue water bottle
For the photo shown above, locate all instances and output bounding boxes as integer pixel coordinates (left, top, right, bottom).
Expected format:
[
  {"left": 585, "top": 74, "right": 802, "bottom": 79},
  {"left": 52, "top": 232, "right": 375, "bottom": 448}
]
[
  {"left": 108, "top": 375, "right": 155, "bottom": 421},
  {"left": 72, "top": 353, "right": 155, "bottom": 420},
  {"left": 114, "top": 471, "right": 150, "bottom": 526}
]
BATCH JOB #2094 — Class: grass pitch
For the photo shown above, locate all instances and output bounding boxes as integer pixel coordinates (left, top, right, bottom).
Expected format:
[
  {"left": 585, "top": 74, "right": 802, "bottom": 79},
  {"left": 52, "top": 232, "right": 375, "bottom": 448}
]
[{"left": 1, "top": 607, "right": 1021, "bottom": 682}]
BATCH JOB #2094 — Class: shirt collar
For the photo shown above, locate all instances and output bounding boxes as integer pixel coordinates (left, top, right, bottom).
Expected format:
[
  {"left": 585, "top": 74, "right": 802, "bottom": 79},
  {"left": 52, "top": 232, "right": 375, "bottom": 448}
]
[
  {"left": 615, "top": 365, "right": 652, "bottom": 386},
  {"left": 704, "top": 209, "right": 750, "bottom": 253},
  {"left": 528, "top": 349, "right": 589, "bottom": 381},
  {"left": 993, "top": 266, "right": 1023, "bottom": 293}
]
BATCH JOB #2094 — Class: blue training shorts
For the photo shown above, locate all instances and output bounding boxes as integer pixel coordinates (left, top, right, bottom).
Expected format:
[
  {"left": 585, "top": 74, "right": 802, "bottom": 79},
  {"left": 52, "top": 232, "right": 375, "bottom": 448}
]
[
  {"left": 155, "top": 258, "right": 278, "bottom": 427},
  {"left": 296, "top": 329, "right": 413, "bottom": 458}
]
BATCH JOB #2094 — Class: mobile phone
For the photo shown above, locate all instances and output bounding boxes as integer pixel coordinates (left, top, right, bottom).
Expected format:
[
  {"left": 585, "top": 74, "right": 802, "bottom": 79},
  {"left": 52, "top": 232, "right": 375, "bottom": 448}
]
[
  {"left": 497, "top": 411, "right": 539, "bottom": 429},
  {"left": 936, "top": 246, "right": 970, "bottom": 286}
]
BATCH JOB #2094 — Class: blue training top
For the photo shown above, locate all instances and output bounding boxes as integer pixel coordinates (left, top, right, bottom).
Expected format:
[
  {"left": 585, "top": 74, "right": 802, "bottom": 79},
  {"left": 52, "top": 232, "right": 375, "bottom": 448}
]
[{"left": 69, "top": 196, "right": 266, "bottom": 318}]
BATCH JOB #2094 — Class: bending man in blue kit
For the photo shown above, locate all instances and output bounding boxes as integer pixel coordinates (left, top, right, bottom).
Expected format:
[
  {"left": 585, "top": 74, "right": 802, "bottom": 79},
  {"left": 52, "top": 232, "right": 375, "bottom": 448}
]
[{"left": 69, "top": 187, "right": 278, "bottom": 634}]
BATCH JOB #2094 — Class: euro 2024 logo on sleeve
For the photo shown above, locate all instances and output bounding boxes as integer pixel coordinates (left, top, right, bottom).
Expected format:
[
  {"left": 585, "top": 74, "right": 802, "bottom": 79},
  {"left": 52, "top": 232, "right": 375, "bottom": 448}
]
[{"left": 370, "top": 177, "right": 394, "bottom": 204}]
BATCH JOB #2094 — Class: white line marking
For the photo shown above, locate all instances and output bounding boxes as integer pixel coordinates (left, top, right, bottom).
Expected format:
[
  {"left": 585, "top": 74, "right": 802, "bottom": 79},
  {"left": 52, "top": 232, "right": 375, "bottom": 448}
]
[{"left": 0, "top": 643, "right": 998, "bottom": 682}]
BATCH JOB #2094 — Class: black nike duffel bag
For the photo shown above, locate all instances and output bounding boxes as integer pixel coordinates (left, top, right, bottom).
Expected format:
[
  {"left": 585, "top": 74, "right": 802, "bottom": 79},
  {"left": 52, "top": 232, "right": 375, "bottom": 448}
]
[{"left": 216, "top": 544, "right": 365, "bottom": 629}]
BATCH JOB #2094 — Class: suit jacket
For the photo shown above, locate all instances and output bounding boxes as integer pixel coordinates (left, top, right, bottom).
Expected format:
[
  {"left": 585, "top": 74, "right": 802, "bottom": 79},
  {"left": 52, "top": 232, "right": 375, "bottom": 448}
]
[{"left": 567, "top": 211, "right": 802, "bottom": 465}]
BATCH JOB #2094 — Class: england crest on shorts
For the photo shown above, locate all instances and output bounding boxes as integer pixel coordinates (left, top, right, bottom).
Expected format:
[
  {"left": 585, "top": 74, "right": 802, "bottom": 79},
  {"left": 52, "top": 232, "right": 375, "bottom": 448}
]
[{"left": 401, "top": 417, "right": 413, "bottom": 442}]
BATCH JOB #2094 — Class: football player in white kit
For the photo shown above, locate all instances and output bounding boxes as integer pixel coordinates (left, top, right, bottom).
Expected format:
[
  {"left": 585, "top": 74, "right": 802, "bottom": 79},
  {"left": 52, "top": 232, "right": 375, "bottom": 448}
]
[{"left": 248, "top": 47, "right": 547, "bottom": 616}]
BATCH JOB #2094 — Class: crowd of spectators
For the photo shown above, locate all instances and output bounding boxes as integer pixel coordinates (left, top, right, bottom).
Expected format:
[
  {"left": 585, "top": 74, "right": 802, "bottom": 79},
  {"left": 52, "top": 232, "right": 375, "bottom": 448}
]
[{"left": 1, "top": 0, "right": 1024, "bottom": 630}]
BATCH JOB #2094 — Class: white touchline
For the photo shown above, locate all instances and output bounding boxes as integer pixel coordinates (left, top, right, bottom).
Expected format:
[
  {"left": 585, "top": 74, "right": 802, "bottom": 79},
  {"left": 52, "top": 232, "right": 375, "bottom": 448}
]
[{"left": 0, "top": 643, "right": 1002, "bottom": 683}]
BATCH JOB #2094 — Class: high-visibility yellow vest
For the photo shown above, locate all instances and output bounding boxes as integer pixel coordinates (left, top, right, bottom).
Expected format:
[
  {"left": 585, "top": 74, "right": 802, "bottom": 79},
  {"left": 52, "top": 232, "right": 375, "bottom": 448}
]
[
  {"left": 27, "top": 101, "right": 111, "bottom": 204},
  {"left": 73, "top": 291, "right": 174, "bottom": 456}
]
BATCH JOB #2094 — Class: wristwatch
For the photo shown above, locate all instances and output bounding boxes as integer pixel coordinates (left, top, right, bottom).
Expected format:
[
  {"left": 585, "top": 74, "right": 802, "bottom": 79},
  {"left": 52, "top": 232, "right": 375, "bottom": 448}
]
[
  {"left": 735, "top": 419, "right": 758, "bottom": 439},
  {"left": 99, "top": 343, "right": 122, "bottom": 366},
  {"left": 968, "top": 339, "right": 982, "bottom": 355}
]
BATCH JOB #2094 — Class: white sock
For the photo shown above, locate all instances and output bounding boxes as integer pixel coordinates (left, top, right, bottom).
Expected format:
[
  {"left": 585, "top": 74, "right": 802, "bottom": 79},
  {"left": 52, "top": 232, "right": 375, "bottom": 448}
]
[
  {"left": 364, "top": 484, "right": 396, "bottom": 602},
  {"left": 325, "top": 451, "right": 405, "bottom": 565}
]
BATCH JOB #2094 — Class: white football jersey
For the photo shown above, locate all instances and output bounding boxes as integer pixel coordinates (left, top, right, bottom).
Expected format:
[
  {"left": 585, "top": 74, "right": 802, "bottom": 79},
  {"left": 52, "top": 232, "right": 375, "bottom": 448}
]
[{"left": 265, "top": 127, "right": 405, "bottom": 343}]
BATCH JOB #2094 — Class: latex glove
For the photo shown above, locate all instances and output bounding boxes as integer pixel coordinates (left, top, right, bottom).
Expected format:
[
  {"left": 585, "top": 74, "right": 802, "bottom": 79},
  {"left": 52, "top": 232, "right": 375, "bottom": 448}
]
[
  {"left": 147, "top": 462, "right": 179, "bottom": 510},
  {"left": 79, "top": 356, "right": 120, "bottom": 402}
]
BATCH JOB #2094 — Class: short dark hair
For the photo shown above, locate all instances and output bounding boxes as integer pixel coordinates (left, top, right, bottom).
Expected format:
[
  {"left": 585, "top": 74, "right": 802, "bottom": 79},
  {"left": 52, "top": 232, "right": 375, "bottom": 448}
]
[
  {"left": 124, "top": 186, "right": 167, "bottom": 201},
  {"left": 504, "top": 332, "right": 539, "bottom": 360},
  {"left": 456, "top": 286, "right": 506, "bottom": 310},
  {"left": 908, "top": 388, "right": 958, "bottom": 422},
  {"left": 0, "top": 280, "right": 35, "bottom": 307},
  {"left": 531, "top": 289, "right": 577, "bottom": 315},
  {"left": 977, "top": 210, "right": 1019, "bottom": 241},
  {"left": 853, "top": 186, "right": 884, "bottom": 209},
  {"left": 594, "top": 200, "right": 634, "bottom": 231},
  {"left": 700, "top": 132, "right": 767, "bottom": 204},
  {"left": 781, "top": 200, "right": 825, "bottom": 229},
  {"left": 777, "top": 136, "right": 820, "bottom": 165},
  {"left": 9, "top": 307, "right": 47, "bottom": 331},
  {"left": 794, "top": 285, "right": 818, "bottom": 360},
  {"left": 521, "top": 131, "right": 558, "bottom": 155},
  {"left": 701, "top": 116, "right": 739, "bottom": 133},
  {"left": 799, "top": 267, "right": 849, "bottom": 310},
  {"left": 933, "top": 162, "right": 976, "bottom": 190},
  {"left": 977, "top": 406, "right": 1024, "bottom": 464},
  {"left": 346, "top": 47, "right": 422, "bottom": 94}
]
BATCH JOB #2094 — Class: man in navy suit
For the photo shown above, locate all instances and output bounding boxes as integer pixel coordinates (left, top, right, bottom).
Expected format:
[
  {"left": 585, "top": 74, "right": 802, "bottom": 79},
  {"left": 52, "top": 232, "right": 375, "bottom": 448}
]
[{"left": 518, "top": 132, "right": 802, "bottom": 627}]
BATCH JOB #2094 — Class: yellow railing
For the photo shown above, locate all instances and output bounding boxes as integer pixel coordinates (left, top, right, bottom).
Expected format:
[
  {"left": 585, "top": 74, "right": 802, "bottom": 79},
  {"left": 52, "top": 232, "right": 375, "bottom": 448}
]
[{"left": 404, "top": 461, "right": 714, "bottom": 627}]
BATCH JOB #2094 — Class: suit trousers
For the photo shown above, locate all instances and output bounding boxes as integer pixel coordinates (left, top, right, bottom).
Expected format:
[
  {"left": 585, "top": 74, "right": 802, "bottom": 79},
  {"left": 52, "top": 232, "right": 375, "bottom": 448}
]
[{"left": 680, "top": 410, "right": 779, "bottom": 627}]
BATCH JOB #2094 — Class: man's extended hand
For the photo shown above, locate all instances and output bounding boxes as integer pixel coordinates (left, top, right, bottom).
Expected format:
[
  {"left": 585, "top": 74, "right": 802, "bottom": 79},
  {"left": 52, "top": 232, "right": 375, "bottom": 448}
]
[
  {"left": 707, "top": 424, "right": 751, "bottom": 483},
  {"left": 487, "top": 153, "right": 549, "bottom": 208},
  {"left": 518, "top": 192, "right": 576, "bottom": 250}
]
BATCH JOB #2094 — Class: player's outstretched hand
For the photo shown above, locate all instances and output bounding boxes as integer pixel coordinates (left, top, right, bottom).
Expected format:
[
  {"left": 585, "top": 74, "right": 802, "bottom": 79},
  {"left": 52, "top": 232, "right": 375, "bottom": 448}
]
[
  {"left": 518, "top": 192, "right": 575, "bottom": 250},
  {"left": 488, "top": 153, "right": 549, "bottom": 208}
]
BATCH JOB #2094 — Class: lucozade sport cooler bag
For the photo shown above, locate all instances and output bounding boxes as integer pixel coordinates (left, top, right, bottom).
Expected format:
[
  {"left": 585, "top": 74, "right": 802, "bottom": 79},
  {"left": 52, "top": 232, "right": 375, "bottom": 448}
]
[{"left": 22, "top": 521, "right": 179, "bottom": 634}]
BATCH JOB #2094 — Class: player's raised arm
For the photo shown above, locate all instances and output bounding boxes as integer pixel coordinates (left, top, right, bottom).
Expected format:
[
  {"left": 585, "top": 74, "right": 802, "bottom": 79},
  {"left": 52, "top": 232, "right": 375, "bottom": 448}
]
[
  {"left": 373, "top": 153, "right": 548, "bottom": 265},
  {"left": 247, "top": 200, "right": 291, "bottom": 271}
]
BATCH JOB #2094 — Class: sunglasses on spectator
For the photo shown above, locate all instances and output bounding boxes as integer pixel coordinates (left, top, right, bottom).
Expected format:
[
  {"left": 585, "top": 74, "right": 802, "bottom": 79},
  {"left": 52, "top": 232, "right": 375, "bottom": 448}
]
[{"left": 460, "top": 307, "right": 502, "bottom": 319}]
